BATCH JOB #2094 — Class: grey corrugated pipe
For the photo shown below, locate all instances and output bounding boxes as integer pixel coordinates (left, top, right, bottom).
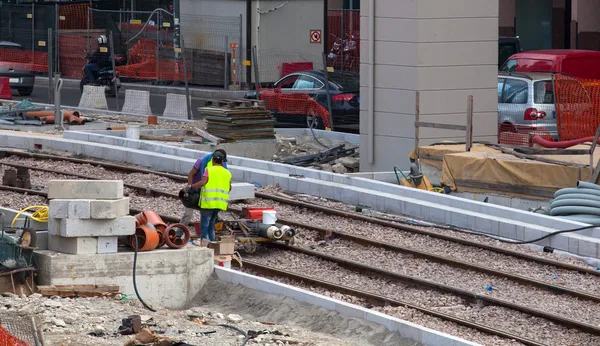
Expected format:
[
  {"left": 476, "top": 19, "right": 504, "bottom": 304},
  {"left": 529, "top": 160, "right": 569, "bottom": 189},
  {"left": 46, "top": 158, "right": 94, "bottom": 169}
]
[{"left": 550, "top": 181, "right": 600, "bottom": 226}]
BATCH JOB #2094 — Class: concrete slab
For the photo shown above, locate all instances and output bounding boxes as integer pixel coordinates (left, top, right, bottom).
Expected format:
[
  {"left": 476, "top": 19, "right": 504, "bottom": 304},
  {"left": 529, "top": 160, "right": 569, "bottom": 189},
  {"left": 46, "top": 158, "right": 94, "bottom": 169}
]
[
  {"left": 34, "top": 246, "right": 214, "bottom": 309},
  {"left": 55, "top": 216, "right": 136, "bottom": 237},
  {"left": 47, "top": 234, "right": 98, "bottom": 254},
  {"left": 214, "top": 267, "right": 477, "bottom": 346},
  {"left": 48, "top": 180, "right": 124, "bottom": 200},
  {"left": 90, "top": 198, "right": 130, "bottom": 219},
  {"left": 49, "top": 199, "right": 91, "bottom": 219}
]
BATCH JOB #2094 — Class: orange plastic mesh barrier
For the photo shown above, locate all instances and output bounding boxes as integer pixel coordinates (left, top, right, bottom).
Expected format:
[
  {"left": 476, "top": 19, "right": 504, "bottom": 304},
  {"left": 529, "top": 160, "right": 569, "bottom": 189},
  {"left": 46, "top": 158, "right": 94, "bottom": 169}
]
[
  {"left": 59, "top": 35, "right": 90, "bottom": 79},
  {"left": 498, "top": 123, "right": 553, "bottom": 147},
  {"left": 258, "top": 89, "right": 331, "bottom": 128},
  {"left": 554, "top": 74, "right": 600, "bottom": 141},
  {"left": 0, "top": 49, "right": 48, "bottom": 73},
  {"left": 0, "top": 324, "right": 29, "bottom": 346},
  {"left": 59, "top": 3, "right": 91, "bottom": 30},
  {"left": 115, "top": 38, "right": 189, "bottom": 82}
]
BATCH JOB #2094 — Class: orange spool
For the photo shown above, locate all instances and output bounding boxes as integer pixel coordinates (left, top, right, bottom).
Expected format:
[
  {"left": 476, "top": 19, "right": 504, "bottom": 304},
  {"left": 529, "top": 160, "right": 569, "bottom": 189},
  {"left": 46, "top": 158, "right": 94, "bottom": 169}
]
[
  {"left": 148, "top": 115, "right": 158, "bottom": 125},
  {"left": 130, "top": 225, "right": 160, "bottom": 252}
]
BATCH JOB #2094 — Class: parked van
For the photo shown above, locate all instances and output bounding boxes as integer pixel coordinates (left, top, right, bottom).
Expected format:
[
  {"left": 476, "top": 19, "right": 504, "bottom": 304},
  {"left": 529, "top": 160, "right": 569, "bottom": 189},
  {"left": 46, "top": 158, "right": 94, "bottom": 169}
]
[{"left": 500, "top": 50, "right": 600, "bottom": 79}]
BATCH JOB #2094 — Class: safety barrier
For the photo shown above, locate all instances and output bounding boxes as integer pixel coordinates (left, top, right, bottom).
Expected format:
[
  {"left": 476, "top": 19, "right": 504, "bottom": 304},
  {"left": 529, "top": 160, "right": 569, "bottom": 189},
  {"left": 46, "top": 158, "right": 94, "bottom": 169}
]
[
  {"left": 78, "top": 85, "right": 108, "bottom": 110},
  {"left": 0, "top": 77, "right": 12, "bottom": 100},
  {"left": 163, "top": 93, "right": 188, "bottom": 119},
  {"left": 122, "top": 89, "right": 151, "bottom": 115},
  {"left": 554, "top": 74, "right": 600, "bottom": 141},
  {"left": 0, "top": 49, "right": 48, "bottom": 74},
  {"left": 497, "top": 124, "right": 554, "bottom": 147}
]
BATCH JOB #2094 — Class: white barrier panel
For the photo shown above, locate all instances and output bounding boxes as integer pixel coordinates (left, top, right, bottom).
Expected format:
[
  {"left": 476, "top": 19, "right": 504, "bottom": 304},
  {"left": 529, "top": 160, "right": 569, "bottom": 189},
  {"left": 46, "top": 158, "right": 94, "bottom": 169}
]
[
  {"left": 78, "top": 85, "right": 108, "bottom": 110},
  {"left": 162, "top": 93, "right": 188, "bottom": 119},
  {"left": 122, "top": 89, "right": 151, "bottom": 115}
]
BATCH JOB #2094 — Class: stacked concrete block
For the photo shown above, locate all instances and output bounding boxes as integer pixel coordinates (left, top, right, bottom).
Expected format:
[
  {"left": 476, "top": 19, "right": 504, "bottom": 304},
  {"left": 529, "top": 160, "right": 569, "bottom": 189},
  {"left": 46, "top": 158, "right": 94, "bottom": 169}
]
[{"left": 47, "top": 180, "right": 134, "bottom": 255}]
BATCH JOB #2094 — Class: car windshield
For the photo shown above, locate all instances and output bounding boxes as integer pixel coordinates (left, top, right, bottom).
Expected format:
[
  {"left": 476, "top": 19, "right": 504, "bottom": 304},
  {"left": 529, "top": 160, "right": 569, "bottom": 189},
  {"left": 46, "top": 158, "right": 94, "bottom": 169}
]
[
  {"left": 328, "top": 73, "right": 359, "bottom": 91},
  {"left": 534, "top": 80, "right": 554, "bottom": 104}
]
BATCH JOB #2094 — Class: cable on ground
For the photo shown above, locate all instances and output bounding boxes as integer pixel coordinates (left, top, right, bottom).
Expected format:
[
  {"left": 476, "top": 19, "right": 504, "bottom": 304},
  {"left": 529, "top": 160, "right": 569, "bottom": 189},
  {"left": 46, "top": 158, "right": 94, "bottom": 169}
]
[
  {"left": 11, "top": 206, "right": 48, "bottom": 227},
  {"left": 133, "top": 235, "right": 157, "bottom": 312}
]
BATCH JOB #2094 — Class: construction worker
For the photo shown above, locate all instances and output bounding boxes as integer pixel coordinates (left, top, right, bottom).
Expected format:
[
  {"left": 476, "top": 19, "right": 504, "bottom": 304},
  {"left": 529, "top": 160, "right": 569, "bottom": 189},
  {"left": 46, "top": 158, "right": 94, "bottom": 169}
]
[
  {"left": 191, "top": 150, "right": 232, "bottom": 242},
  {"left": 180, "top": 149, "right": 229, "bottom": 225}
]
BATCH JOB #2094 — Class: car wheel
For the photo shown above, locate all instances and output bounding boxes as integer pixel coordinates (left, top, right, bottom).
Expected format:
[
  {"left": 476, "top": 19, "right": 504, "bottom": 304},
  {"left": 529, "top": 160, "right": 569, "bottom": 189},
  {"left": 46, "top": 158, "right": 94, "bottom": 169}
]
[{"left": 17, "top": 87, "right": 33, "bottom": 97}]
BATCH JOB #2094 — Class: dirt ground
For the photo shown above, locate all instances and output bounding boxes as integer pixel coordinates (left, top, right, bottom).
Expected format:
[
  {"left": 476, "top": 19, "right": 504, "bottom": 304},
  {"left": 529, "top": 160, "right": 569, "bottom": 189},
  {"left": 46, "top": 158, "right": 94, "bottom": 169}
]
[{"left": 0, "top": 277, "right": 419, "bottom": 346}]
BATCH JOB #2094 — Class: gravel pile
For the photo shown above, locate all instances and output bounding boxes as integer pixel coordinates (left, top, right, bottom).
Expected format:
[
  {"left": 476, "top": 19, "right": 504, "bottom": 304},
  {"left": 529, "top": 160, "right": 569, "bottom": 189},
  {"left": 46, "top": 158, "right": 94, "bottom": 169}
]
[
  {"left": 241, "top": 249, "right": 600, "bottom": 346},
  {"left": 0, "top": 292, "right": 349, "bottom": 346},
  {"left": 0, "top": 191, "right": 46, "bottom": 211}
]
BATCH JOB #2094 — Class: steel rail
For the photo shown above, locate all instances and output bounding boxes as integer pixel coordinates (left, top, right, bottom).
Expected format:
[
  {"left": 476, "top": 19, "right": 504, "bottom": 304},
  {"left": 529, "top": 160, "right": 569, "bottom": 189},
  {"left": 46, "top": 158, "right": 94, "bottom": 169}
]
[
  {"left": 274, "top": 218, "right": 600, "bottom": 304},
  {"left": 3, "top": 150, "right": 600, "bottom": 277},
  {"left": 265, "top": 243, "right": 600, "bottom": 336},
  {"left": 237, "top": 260, "right": 546, "bottom": 346}
]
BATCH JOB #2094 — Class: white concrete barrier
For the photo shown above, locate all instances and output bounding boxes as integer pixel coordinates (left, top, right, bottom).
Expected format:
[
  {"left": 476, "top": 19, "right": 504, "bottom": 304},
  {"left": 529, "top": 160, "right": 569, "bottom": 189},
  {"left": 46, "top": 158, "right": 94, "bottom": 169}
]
[
  {"left": 163, "top": 93, "right": 188, "bottom": 119},
  {"left": 78, "top": 85, "right": 108, "bottom": 110},
  {"left": 122, "top": 89, "right": 151, "bottom": 115}
]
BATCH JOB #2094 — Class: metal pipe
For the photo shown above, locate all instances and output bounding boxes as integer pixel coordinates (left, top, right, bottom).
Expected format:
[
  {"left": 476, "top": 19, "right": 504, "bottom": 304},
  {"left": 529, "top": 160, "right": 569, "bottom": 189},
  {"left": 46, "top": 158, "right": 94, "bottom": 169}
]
[
  {"left": 109, "top": 31, "right": 119, "bottom": 110},
  {"left": 322, "top": 53, "right": 334, "bottom": 131},
  {"left": 245, "top": 0, "right": 252, "bottom": 86},
  {"left": 367, "top": 0, "right": 375, "bottom": 164},
  {"left": 54, "top": 73, "right": 63, "bottom": 130},
  {"left": 47, "top": 28, "right": 53, "bottom": 104},
  {"left": 181, "top": 36, "right": 192, "bottom": 120},
  {"left": 224, "top": 36, "right": 229, "bottom": 90}
]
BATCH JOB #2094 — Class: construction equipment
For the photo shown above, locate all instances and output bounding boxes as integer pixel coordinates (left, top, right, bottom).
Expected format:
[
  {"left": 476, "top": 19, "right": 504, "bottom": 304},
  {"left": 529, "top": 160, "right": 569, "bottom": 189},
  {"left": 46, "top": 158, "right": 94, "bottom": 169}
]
[
  {"left": 395, "top": 163, "right": 443, "bottom": 193},
  {"left": 0, "top": 213, "right": 37, "bottom": 288},
  {"left": 216, "top": 207, "right": 298, "bottom": 254}
]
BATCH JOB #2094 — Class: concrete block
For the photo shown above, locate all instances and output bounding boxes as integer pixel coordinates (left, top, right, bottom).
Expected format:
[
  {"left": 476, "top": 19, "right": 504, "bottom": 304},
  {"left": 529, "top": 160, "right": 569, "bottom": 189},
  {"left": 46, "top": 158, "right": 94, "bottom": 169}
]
[
  {"left": 97, "top": 236, "right": 118, "bottom": 254},
  {"left": 230, "top": 183, "right": 255, "bottom": 201},
  {"left": 48, "top": 200, "right": 69, "bottom": 219},
  {"left": 47, "top": 218, "right": 60, "bottom": 236},
  {"left": 48, "top": 234, "right": 97, "bottom": 254},
  {"left": 122, "top": 89, "right": 151, "bottom": 115},
  {"left": 90, "top": 198, "right": 130, "bottom": 219},
  {"left": 78, "top": 85, "right": 108, "bottom": 110},
  {"left": 48, "top": 180, "right": 124, "bottom": 200},
  {"left": 49, "top": 199, "right": 92, "bottom": 219},
  {"left": 58, "top": 216, "right": 136, "bottom": 237}
]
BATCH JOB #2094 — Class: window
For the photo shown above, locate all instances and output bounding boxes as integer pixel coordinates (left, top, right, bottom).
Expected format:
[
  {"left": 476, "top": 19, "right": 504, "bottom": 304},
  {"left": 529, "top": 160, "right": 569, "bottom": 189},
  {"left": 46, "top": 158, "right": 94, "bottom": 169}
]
[
  {"left": 499, "top": 44, "right": 518, "bottom": 67},
  {"left": 278, "top": 75, "right": 299, "bottom": 89},
  {"left": 498, "top": 78, "right": 505, "bottom": 103},
  {"left": 534, "top": 80, "right": 554, "bottom": 104},
  {"left": 293, "top": 75, "right": 323, "bottom": 89},
  {"left": 329, "top": 73, "right": 359, "bottom": 91},
  {"left": 501, "top": 78, "right": 528, "bottom": 104},
  {"left": 501, "top": 59, "right": 518, "bottom": 72}
]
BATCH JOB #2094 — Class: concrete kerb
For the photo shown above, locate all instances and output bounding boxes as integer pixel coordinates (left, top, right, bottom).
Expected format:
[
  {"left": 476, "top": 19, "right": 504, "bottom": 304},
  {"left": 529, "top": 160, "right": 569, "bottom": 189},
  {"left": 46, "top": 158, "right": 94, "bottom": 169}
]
[
  {"left": 5, "top": 131, "right": 600, "bottom": 259},
  {"left": 275, "top": 128, "right": 360, "bottom": 145},
  {"left": 215, "top": 267, "right": 478, "bottom": 346},
  {"left": 63, "top": 130, "right": 577, "bottom": 232},
  {"left": 122, "top": 89, "right": 152, "bottom": 115}
]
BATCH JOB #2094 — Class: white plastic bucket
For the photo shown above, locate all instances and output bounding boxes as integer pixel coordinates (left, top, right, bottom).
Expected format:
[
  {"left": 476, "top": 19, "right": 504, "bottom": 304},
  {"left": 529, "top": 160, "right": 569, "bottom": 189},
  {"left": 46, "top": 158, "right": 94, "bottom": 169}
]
[
  {"left": 125, "top": 125, "right": 140, "bottom": 140},
  {"left": 262, "top": 210, "right": 277, "bottom": 225}
]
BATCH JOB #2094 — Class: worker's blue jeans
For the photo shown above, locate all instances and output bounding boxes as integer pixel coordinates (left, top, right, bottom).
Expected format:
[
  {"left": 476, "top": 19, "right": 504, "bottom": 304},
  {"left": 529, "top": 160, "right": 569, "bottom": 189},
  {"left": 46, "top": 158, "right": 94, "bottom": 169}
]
[
  {"left": 199, "top": 209, "right": 219, "bottom": 242},
  {"left": 83, "top": 63, "right": 99, "bottom": 82}
]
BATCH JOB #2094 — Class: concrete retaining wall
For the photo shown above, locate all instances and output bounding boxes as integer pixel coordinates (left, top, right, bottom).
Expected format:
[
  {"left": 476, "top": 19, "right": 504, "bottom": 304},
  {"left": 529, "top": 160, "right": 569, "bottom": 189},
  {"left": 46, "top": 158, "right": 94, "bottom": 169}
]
[
  {"left": 215, "top": 267, "right": 478, "bottom": 346},
  {"left": 35, "top": 246, "right": 214, "bottom": 309},
  {"left": 3, "top": 131, "right": 600, "bottom": 259}
]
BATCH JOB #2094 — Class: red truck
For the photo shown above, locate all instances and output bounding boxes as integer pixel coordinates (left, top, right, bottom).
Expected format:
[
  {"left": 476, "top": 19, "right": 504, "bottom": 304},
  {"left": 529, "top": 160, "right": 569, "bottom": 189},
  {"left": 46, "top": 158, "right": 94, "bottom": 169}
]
[{"left": 500, "top": 50, "right": 600, "bottom": 79}]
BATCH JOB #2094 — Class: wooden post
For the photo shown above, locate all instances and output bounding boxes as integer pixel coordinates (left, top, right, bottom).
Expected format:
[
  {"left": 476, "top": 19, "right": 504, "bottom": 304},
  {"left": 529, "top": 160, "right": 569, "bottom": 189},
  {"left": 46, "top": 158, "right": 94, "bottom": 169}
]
[
  {"left": 466, "top": 95, "right": 474, "bottom": 152},
  {"left": 414, "top": 91, "right": 420, "bottom": 165},
  {"left": 589, "top": 125, "right": 600, "bottom": 183}
]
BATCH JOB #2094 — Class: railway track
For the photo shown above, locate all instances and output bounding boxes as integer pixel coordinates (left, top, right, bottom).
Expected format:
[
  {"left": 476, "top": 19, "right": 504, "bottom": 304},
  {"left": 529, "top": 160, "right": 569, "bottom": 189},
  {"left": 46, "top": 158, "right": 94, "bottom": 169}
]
[{"left": 2, "top": 150, "right": 600, "bottom": 344}]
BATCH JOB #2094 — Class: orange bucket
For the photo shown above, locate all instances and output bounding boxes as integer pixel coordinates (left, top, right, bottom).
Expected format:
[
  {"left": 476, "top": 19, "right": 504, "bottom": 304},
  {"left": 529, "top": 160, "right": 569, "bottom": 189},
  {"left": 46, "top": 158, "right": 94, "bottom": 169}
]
[{"left": 148, "top": 115, "right": 158, "bottom": 125}]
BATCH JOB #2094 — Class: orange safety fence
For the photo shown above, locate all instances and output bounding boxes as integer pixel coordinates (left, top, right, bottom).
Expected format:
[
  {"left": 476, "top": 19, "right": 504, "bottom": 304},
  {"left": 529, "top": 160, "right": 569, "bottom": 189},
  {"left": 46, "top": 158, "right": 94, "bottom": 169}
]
[
  {"left": 116, "top": 38, "right": 190, "bottom": 82},
  {"left": 0, "top": 48, "right": 47, "bottom": 73},
  {"left": 0, "top": 324, "right": 29, "bottom": 346},
  {"left": 59, "top": 3, "right": 91, "bottom": 30},
  {"left": 498, "top": 123, "right": 554, "bottom": 147},
  {"left": 59, "top": 35, "right": 91, "bottom": 79},
  {"left": 554, "top": 74, "right": 600, "bottom": 141},
  {"left": 258, "top": 88, "right": 331, "bottom": 129}
]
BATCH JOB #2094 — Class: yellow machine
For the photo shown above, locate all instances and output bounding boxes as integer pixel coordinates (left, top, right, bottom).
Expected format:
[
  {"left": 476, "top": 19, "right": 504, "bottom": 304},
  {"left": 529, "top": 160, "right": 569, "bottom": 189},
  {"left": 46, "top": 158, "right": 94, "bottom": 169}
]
[{"left": 395, "top": 164, "right": 444, "bottom": 193}]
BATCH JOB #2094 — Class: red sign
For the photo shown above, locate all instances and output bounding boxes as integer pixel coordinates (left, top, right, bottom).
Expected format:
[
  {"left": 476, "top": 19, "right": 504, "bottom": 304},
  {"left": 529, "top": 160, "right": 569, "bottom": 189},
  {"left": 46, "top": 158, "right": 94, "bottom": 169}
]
[{"left": 310, "top": 30, "right": 321, "bottom": 44}]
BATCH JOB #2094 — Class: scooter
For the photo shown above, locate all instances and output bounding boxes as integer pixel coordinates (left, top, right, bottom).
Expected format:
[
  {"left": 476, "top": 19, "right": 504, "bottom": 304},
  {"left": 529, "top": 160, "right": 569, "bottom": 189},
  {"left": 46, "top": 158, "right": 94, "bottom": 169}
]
[{"left": 79, "top": 52, "right": 126, "bottom": 97}]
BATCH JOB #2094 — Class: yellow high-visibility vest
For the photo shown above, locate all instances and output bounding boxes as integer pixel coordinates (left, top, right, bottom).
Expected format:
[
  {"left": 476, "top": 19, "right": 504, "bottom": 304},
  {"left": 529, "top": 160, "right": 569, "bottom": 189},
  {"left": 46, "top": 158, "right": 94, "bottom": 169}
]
[{"left": 199, "top": 165, "right": 232, "bottom": 210}]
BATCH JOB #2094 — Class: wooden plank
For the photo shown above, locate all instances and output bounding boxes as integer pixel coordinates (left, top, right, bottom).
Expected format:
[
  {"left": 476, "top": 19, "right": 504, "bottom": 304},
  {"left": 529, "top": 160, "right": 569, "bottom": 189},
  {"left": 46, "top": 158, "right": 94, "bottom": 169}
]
[
  {"left": 37, "top": 284, "right": 120, "bottom": 297},
  {"left": 489, "top": 144, "right": 588, "bottom": 168},
  {"left": 194, "top": 128, "right": 223, "bottom": 144},
  {"left": 415, "top": 121, "right": 467, "bottom": 131},
  {"left": 455, "top": 180, "right": 556, "bottom": 198}
]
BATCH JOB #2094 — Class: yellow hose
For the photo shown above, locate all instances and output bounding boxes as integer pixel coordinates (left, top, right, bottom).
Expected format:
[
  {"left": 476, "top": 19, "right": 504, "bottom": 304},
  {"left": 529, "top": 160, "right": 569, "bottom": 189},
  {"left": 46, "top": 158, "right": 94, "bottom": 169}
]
[{"left": 11, "top": 206, "right": 49, "bottom": 227}]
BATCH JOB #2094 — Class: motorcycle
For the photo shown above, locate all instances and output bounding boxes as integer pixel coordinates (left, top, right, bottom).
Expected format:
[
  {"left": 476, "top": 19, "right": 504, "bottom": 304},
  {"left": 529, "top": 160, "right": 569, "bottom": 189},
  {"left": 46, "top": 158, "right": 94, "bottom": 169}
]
[{"left": 80, "top": 52, "right": 126, "bottom": 97}]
